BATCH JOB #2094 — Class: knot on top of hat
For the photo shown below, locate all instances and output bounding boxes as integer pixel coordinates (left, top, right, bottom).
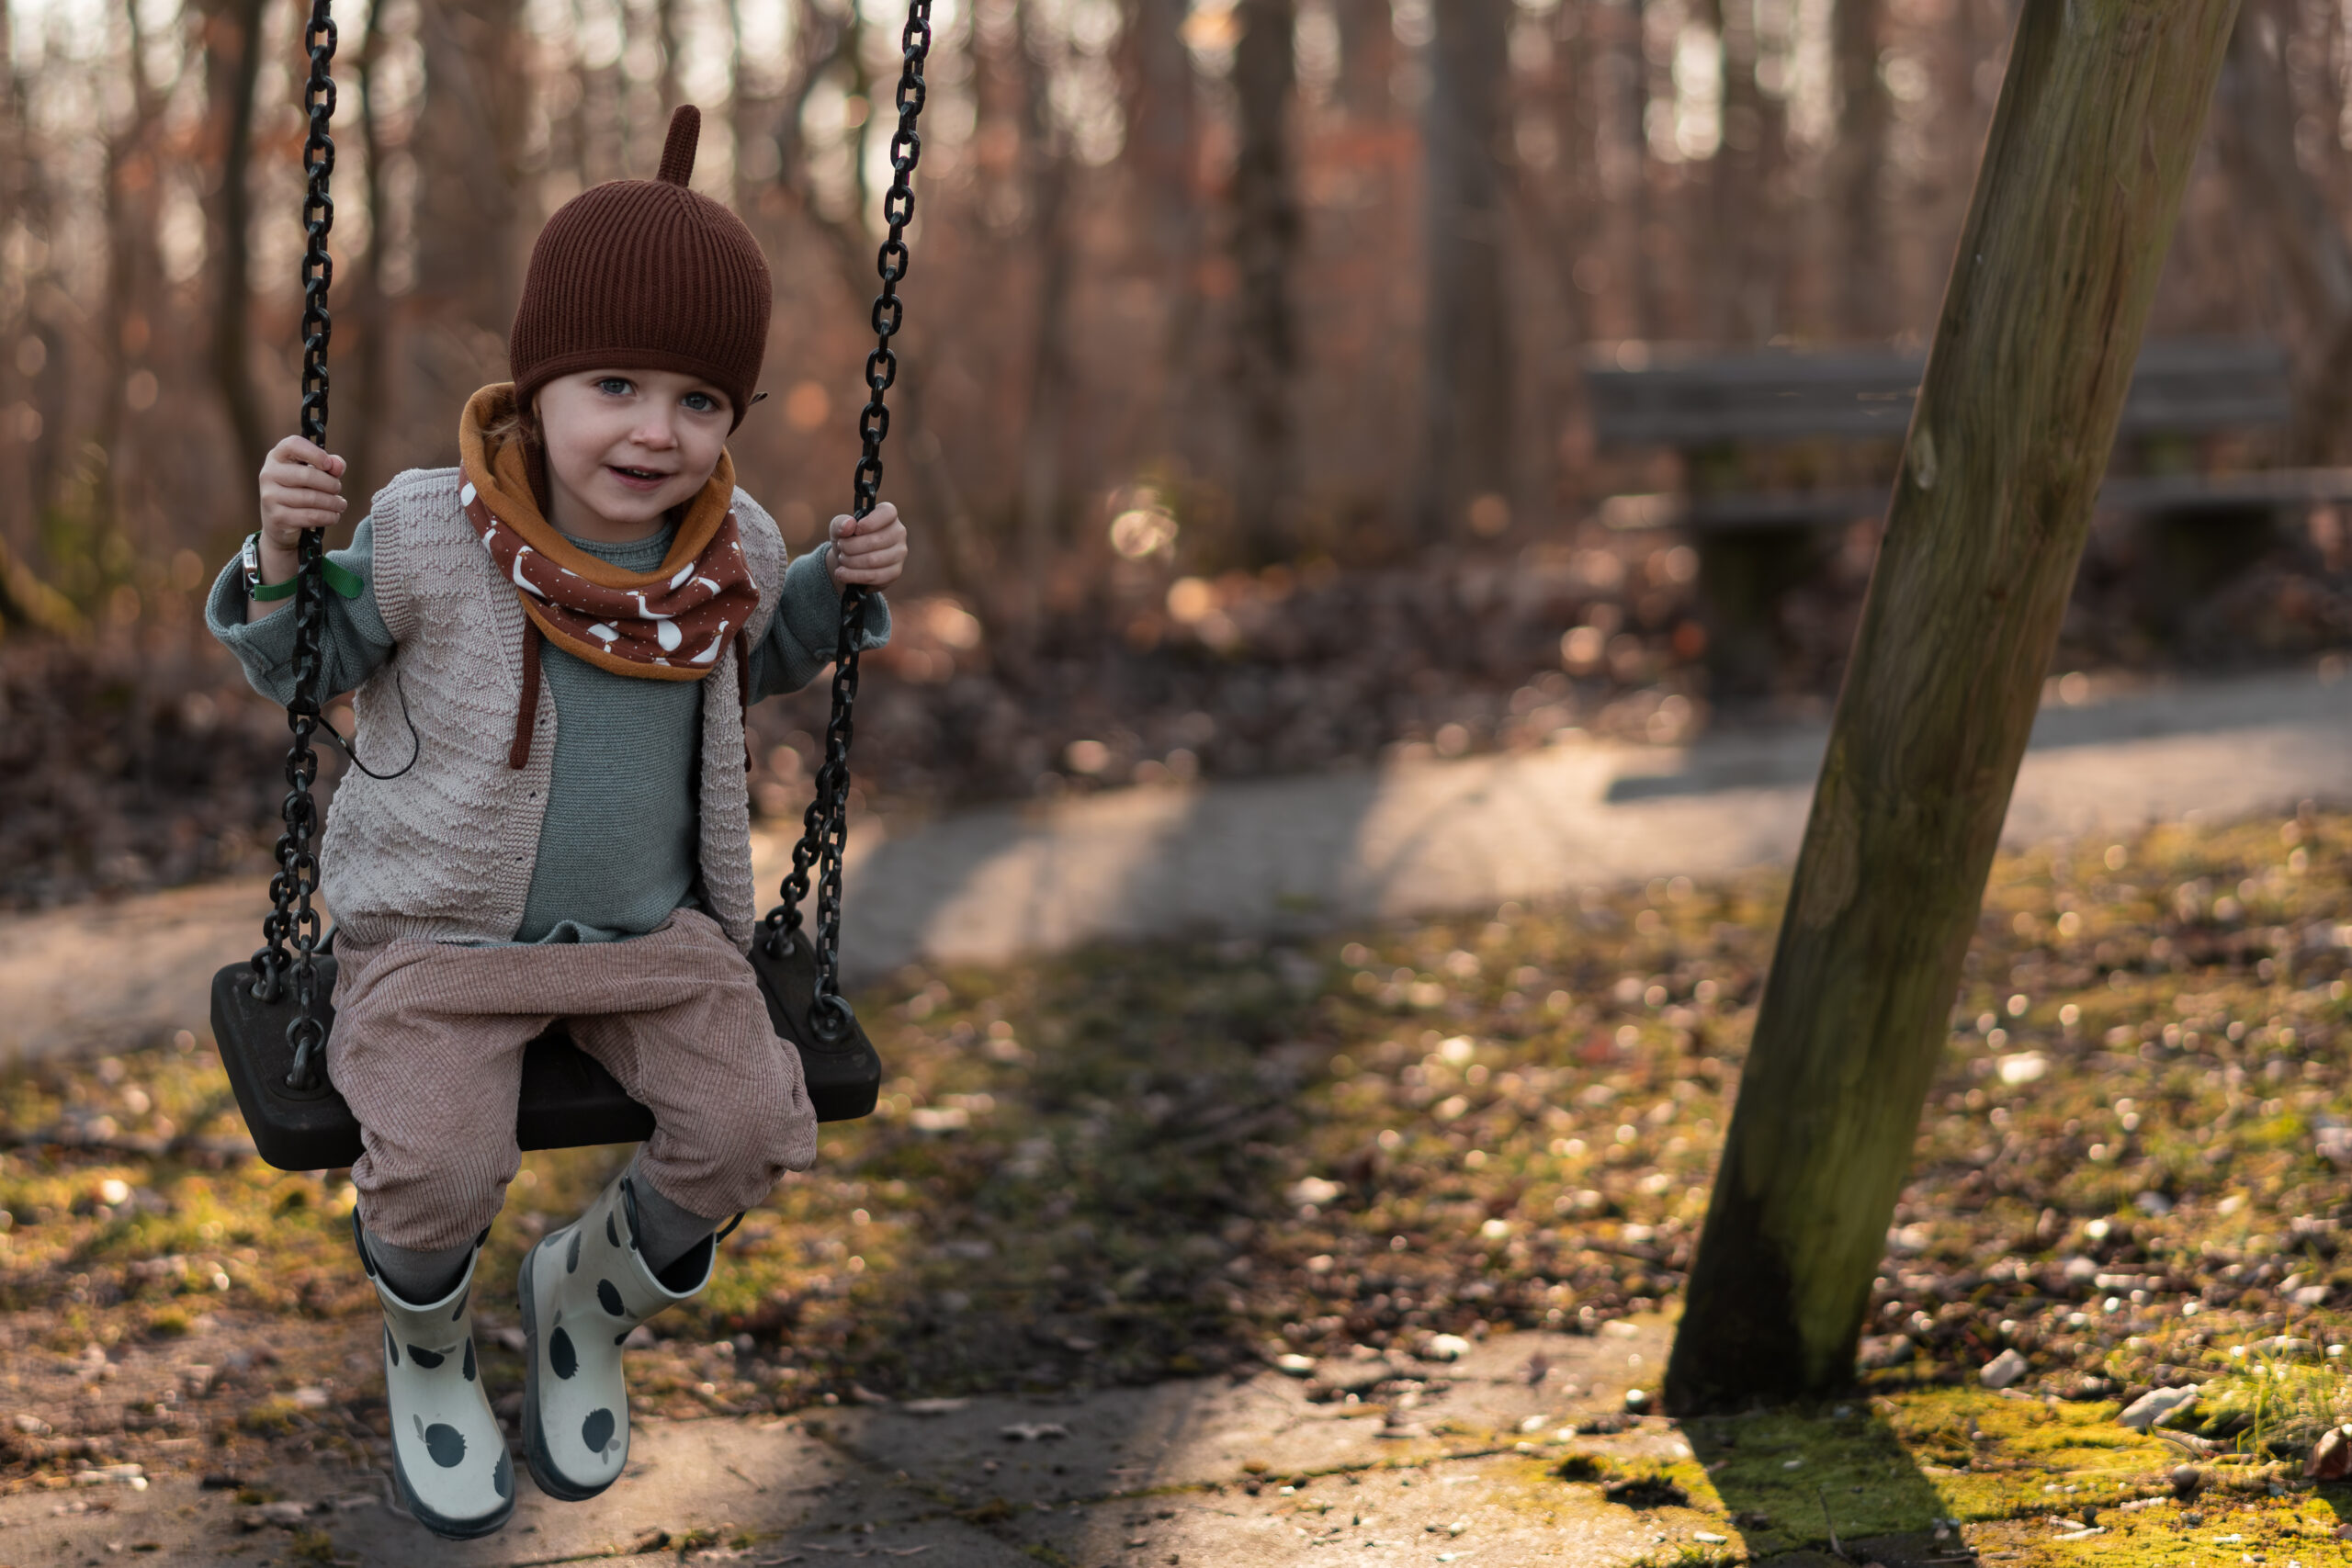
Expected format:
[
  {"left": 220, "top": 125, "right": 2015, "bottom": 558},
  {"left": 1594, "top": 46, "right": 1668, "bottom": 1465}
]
[
  {"left": 509, "top": 96, "right": 769, "bottom": 430},
  {"left": 658, "top": 105, "right": 700, "bottom": 186}
]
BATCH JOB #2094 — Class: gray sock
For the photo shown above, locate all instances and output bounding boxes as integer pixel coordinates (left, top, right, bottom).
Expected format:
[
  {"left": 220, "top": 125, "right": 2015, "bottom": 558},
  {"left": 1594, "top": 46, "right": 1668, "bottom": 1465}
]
[
  {"left": 626, "top": 1153, "right": 721, "bottom": 1283},
  {"left": 367, "top": 1233, "right": 472, "bottom": 1306}
]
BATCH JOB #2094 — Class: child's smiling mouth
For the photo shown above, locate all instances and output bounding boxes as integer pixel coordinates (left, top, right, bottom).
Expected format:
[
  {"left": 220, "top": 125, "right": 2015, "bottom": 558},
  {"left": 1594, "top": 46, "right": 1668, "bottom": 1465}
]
[{"left": 607, "top": 464, "right": 673, "bottom": 491}]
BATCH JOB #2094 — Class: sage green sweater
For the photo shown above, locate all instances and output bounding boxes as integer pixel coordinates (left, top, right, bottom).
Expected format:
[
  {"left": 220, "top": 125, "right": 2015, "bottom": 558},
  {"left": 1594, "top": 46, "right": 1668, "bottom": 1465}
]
[{"left": 207, "top": 516, "right": 888, "bottom": 944}]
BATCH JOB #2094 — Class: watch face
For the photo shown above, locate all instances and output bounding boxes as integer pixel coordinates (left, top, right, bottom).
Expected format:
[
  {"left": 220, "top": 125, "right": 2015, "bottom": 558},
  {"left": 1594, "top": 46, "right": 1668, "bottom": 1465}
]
[{"left": 243, "top": 534, "right": 262, "bottom": 581}]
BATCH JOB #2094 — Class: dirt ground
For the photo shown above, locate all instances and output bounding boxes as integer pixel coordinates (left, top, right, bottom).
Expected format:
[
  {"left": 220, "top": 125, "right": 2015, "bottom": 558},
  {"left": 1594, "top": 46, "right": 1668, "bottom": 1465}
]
[{"left": 9, "top": 809, "right": 2352, "bottom": 1562}]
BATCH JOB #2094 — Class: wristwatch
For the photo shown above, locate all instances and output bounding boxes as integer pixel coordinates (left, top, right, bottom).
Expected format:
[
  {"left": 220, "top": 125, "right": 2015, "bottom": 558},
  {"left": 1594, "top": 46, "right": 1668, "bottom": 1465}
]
[{"left": 243, "top": 532, "right": 299, "bottom": 602}]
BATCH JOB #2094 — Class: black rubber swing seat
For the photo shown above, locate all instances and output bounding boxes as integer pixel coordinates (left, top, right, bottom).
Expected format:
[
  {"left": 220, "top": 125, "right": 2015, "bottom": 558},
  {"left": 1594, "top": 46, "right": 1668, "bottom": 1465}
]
[{"left": 210, "top": 931, "right": 881, "bottom": 1172}]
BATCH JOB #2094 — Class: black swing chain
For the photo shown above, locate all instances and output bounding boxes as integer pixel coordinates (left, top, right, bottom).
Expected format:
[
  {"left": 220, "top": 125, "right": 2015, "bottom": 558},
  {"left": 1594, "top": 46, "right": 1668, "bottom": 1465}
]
[
  {"left": 248, "top": 0, "right": 338, "bottom": 1093},
  {"left": 763, "top": 0, "right": 933, "bottom": 1042}
]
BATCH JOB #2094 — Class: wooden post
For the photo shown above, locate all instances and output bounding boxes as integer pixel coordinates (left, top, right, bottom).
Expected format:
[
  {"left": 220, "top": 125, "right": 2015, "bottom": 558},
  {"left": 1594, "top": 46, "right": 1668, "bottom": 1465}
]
[{"left": 1663, "top": 0, "right": 2242, "bottom": 1409}]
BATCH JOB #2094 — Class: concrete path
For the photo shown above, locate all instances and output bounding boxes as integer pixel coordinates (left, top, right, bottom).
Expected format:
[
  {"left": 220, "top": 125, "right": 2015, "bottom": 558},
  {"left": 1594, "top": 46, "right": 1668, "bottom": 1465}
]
[
  {"left": 6, "top": 664, "right": 2351, "bottom": 1061},
  {"left": 9, "top": 1317, "right": 1792, "bottom": 1567}
]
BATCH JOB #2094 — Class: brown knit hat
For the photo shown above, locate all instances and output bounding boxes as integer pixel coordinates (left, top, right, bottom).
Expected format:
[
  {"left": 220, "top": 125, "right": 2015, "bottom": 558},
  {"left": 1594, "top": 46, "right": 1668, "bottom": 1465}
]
[{"left": 508, "top": 106, "right": 770, "bottom": 430}]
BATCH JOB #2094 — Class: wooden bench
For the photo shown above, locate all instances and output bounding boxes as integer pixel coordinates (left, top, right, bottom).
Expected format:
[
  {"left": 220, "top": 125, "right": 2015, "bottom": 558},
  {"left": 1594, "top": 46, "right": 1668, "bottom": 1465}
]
[{"left": 1583, "top": 337, "right": 2352, "bottom": 689}]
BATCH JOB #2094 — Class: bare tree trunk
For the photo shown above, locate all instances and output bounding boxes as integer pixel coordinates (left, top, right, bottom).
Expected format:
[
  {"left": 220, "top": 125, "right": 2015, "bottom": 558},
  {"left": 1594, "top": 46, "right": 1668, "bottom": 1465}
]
[
  {"left": 1592, "top": 0, "right": 1650, "bottom": 340},
  {"left": 729, "top": 0, "right": 760, "bottom": 215},
  {"left": 575, "top": 0, "right": 619, "bottom": 186},
  {"left": 1336, "top": 0, "right": 1393, "bottom": 120},
  {"left": 1231, "top": 0, "right": 1299, "bottom": 560},
  {"left": 95, "top": 0, "right": 167, "bottom": 529},
  {"left": 2212, "top": 0, "right": 2352, "bottom": 461},
  {"left": 1831, "top": 0, "right": 1890, "bottom": 337},
  {"left": 658, "top": 0, "right": 683, "bottom": 121},
  {"left": 1125, "top": 0, "right": 1200, "bottom": 467},
  {"left": 1419, "top": 0, "right": 1510, "bottom": 539},
  {"left": 1708, "top": 0, "right": 1781, "bottom": 341},
  {"left": 413, "top": 0, "right": 528, "bottom": 402},
  {"left": 1014, "top": 0, "right": 1075, "bottom": 626},
  {"left": 1664, "top": 0, "right": 2243, "bottom": 1410},
  {"left": 0, "top": 0, "right": 13, "bottom": 215},
  {"left": 345, "top": 0, "right": 392, "bottom": 502},
  {"left": 0, "top": 0, "right": 29, "bottom": 568},
  {"left": 198, "top": 0, "right": 272, "bottom": 477}
]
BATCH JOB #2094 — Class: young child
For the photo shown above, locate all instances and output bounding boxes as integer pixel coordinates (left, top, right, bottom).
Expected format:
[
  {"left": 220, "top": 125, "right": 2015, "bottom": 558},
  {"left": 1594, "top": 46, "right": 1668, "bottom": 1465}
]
[{"left": 208, "top": 106, "right": 906, "bottom": 1540}]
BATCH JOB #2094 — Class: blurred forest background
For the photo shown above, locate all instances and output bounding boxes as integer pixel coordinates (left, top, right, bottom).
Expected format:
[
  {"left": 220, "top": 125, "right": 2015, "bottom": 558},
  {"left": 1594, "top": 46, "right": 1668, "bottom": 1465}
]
[{"left": 3, "top": 0, "right": 2351, "bottom": 908}]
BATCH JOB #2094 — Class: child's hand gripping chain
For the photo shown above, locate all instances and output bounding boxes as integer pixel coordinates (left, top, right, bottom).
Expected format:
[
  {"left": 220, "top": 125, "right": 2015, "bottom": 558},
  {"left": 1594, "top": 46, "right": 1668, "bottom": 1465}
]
[
  {"left": 825, "top": 502, "right": 908, "bottom": 589},
  {"left": 245, "top": 436, "right": 348, "bottom": 619}
]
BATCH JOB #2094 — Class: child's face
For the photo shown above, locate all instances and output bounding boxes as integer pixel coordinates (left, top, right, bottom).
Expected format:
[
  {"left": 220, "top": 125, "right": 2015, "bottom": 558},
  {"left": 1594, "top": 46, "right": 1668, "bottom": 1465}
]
[{"left": 535, "top": 369, "right": 733, "bottom": 531}]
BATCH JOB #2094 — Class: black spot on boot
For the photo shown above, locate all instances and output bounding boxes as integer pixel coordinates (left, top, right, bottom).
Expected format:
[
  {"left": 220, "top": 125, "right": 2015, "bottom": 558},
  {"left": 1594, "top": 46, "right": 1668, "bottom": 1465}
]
[
  {"left": 385, "top": 1327, "right": 399, "bottom": 1367},
  {"left": 597, "top": 1280, "right": 624, "bottom": 1315},
  {"left": 462, "top": 1339, "right": 477, "bottom": 1382},
  {"left": 423, "top": 1423, "right": 467, "bottom": 1468},
  {"left": 451, "top": 1287, "right": 469, "bottom": 1321},
  {"left": 566, "top": 1228, "right": 582, "bottom": 1273},
  {"left": 582, "top": 1408, "right": 616, "bottom": 1453},
  {"left": 606, "top": 1212, "right": 620, "bottom": 1248},
  {"left": 493, "top": 1449, "right": 513, "bottom": 1500},
  {"left": 408, "top": 1345, "right": 446, "bottom": 1370},
  {"left": 549, "top": 1326, "right": 578, "bottom": 1380}
]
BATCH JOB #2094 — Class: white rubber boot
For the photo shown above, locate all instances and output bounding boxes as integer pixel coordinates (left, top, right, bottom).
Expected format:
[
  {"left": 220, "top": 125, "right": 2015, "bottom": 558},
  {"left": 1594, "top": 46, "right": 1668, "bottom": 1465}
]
[
  {"left": 356, "top": 1217, "right": 514, "bottom": 1540},
  {"left": 518, "top": 1169, "right": 711, "bottom": 1501}
]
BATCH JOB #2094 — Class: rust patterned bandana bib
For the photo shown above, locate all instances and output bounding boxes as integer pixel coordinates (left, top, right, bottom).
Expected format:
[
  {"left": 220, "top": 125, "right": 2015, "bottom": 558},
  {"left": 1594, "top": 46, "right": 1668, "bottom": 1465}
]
[{"left": 457, "top": 383, "right": 761, "bottom": 682}]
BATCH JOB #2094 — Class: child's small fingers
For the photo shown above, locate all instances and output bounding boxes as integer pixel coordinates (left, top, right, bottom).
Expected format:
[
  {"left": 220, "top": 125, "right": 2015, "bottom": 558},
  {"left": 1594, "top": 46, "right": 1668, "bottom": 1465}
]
[
  {"left": 274, "top": 434, "right": 336, "bottom": 469},
  {"left": 269, "top": 460, "right": 343, "bottom": 491},
  {"left": 834, "top": 544, "right": 908, "bottom": 581},
  {"left": 265, "top": 491, "right": 344, "bottom": 518},
  {"left": 831, "top": 503, "right": 899, "bottom": 539},
  {"left": 265, "top": 495, "right": 345, "bottom": 522},
  {"left": 835, "top": 521, "right": 906, "bottom": 558},
  {"left": 273, "top": 482, "right": 345, "bottom": 508}
]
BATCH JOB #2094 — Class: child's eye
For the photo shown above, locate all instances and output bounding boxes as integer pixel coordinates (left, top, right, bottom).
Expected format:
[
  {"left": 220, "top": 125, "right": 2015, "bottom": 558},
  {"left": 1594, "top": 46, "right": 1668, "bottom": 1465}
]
[
  {"left": 683, "top": 391, "right": 719, "bottom": 413},
  {"left": 596, "top": 377, "right": 633, "bottom": 396}
]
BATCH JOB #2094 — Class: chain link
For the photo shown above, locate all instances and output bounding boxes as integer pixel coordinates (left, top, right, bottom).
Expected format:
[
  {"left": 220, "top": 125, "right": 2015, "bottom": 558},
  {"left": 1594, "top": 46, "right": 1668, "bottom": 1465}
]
[
  {"left": 250, "top": 0, "right": 337, "bottom": 1091},
  {"left": 763, "top": 0, "right": 933, "bottom": 1040}
]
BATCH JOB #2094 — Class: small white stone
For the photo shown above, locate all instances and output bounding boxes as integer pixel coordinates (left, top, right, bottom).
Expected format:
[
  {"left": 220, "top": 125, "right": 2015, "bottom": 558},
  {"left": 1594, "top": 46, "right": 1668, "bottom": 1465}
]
[
  {"left": 2119, "top": 1385, "right": 2199, "bottom": 1431},
  {"left": 1286, "top": 1177, "right": 1344, "bottom": 1209},
  {"left": 1980, "top": 1348, "right": 2030, "bottom": 1389}
]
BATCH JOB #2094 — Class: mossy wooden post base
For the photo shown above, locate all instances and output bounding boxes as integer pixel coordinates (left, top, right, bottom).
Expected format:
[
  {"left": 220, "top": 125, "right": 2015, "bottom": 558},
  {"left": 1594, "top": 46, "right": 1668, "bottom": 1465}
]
[{"left": 1662, "top": 0, "right": 2242, "bottom": 1410}]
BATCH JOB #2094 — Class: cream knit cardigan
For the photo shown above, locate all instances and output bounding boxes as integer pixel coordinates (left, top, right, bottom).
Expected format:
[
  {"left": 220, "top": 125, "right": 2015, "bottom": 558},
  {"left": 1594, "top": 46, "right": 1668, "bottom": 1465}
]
[{"left": 322, "top": 466, "right": 786, "bottom": 953}]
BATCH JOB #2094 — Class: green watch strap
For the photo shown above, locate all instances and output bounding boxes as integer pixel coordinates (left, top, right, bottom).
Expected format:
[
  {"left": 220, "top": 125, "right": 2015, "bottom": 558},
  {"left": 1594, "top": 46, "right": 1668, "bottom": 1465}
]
[{"left": 251, "top": 558, "right": 365, "bottom": 602}]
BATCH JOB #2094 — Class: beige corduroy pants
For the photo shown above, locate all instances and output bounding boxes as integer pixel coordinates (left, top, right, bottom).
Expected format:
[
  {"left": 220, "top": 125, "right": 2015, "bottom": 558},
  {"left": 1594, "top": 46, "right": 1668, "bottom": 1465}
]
[{"left": 328, "top": 908, "right": 817, "bottom": 1251}]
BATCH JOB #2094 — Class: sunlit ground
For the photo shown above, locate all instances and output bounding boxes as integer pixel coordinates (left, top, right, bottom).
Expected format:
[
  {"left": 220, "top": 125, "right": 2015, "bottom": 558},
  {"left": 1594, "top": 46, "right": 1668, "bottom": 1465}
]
[{"left": 9, "top": 811, "right": 2352, "bottom": 1561}]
